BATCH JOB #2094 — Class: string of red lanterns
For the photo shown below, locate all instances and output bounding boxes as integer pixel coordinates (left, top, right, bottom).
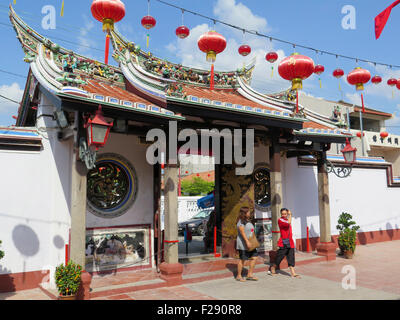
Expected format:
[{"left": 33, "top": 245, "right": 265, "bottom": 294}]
[{"left": 88, "top": 0, "right": 400, "bottom": 110}]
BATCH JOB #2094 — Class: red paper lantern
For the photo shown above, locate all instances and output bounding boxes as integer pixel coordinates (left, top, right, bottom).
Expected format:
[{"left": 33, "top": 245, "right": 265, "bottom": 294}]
[
  {"left": 198, "top": 31, "right": 226, "bottom": 90},
  {"left": 266, "top": 52, "right": 278, "bottom": 63},
  {"left": 314, "top": 64, "right": 325, "bottom": 88},
  {"left": 176, "top": 25, "right": 190, "bottom": 39},
  {"left": 314, "top": 64, "right": 325, "bottom": 75},
  {"left": 380, "top": 131, "right": 389, "bottom": 139},
  {"left": 198, "top": 31, "right": 227, "bottom": 63},
  {"left": 333, "top": 68, "right": 344, "bottom": 78},
  {"left": 347, "top": 67, "right": 371, "bottom": 91},
  {"left": 238, "top": 44, "right": 251, "bottom": 57},
  {"left": 141, "top": 15, "right": 156, "bottom": 29},
  {"left": 278, "top": 53, "right": 315, "bottom": 90},
  {"left": 396, "top": 79, "right": 400, "bottom": 90},
  {"left": 387, "top": 78, "right": 397, "bottom": 87},
  {"left": 91, "top": 0, "right": 126, "bottom": 32},
  {"left": 266, "top": 52, "right": 278, "bottom": 78},
  {"left": 356, "top": 132, "right": 365, "bottom": 138},
  {"left": 371, "top": 75, "right": 382, "bottom": 85},
  {"left": 91, "top": 0, "right": 125, "bottom": 64}
]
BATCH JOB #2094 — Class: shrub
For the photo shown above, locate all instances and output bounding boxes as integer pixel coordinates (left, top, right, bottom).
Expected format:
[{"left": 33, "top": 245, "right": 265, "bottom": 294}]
[
  {"left": 55, "top": 261, "right": 82, "bottom": 296},
  {"left": 181, "top": 177, "right": 214, "bottom": 196},
  {"left": 336, "top": 212, "right": 360, "bottom": 253},
  {"left": 0, "top": 240, "right": 4, "bottom": 260}
]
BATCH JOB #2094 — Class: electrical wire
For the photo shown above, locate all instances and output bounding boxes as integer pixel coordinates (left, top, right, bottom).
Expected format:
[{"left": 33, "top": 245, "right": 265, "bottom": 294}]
[
  {"left": 0, "top": 67, "right": 27, "bottom": 79},
  {"left": 0, "top": 94, "right": 20, "bottom": 104},
  {"left": 154, "top": 0, "right": 400, "bottom": 69}
]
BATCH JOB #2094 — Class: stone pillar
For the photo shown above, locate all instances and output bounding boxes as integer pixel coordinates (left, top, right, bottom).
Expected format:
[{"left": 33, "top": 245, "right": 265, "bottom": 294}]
[
  {"left": 269, "top": 142, "right": 282, "bottom": 263},
  {"left": 70, "top": 111, "right": 91, "bottom": 299},
  {"left": 159, "top": 163, "right": 183, "bottom": 285},
  {"left": 316, "top": 151, "right": 336, "bottom": 260}
]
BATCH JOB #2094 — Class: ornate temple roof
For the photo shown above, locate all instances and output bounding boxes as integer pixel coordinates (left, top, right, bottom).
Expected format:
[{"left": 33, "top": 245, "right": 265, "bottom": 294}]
[
  {"left": 8, "top": 5, "right": 350, "bottom": 140},
  {"left": 9, "top": 6, "right": 183, "bottom": 124}
]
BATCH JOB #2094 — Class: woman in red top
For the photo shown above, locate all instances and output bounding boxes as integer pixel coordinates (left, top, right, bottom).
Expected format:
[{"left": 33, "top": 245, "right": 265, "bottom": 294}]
[{"left": 269, "top": 208, "right": 301, "bottom": 278}]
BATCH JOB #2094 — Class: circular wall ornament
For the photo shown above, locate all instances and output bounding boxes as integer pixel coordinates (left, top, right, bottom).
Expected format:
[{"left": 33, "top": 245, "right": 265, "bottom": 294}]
[
  {"left": 253, "top": 164, "right": 271, "bottom": 212},
  {"left": 87, "top": 153, "right": 138, "bottom": 218}
]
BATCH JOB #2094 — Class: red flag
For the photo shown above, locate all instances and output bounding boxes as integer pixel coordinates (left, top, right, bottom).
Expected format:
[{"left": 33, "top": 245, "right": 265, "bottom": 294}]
[{"left": 375, "top": 0, "right": 400, "bottom": 39}]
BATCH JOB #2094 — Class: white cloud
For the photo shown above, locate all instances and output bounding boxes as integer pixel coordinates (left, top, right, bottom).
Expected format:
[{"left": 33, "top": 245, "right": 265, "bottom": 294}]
[
  {"left": 385, "top": 104, "right": 400, "bottom": 128},
  {"left": 0, "top": 82, "right": 23, "bottom": 116},
  {"left": 213, "top": 0, "right": 270, "bottom": 34},
  {"left": 345, "top": 92, "right": 362, "bottom": 106},
  {"left": 165, "top": 0, "right": 290, "bottom": 94},
  {"left": 77, "top": 15, "right": 96, "bottom": 54},
  {"left": 363, "top": 64, "right": 400, "bottom": 100}
]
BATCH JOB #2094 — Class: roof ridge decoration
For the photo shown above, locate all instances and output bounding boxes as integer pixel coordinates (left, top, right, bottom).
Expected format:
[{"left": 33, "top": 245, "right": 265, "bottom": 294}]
[
  {"left": 9, "top": 6, "right": 182, "bottom": 122},
  {"left": 109, "top": 28, "right": 255, "bottom": 91},
  {"left": 9, "top": 5, "right": 125, "bottom": 89}
]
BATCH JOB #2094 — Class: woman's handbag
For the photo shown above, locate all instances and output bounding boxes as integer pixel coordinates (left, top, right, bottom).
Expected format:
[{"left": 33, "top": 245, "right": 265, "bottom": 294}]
[
  {"left": 282, "top": 238, "right": 291, "bottom": 248},
  {"left": 247, "top": 233, "right": 260, "bottom": 251}
]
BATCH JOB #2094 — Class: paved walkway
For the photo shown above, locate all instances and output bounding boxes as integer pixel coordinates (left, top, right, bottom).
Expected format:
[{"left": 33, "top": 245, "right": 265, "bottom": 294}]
[
  {"left": 1, "top": 240, "right": 400, "bottom": 300},
  {"left": 185, "top": 240, "right": 400, "bottom": 300}
]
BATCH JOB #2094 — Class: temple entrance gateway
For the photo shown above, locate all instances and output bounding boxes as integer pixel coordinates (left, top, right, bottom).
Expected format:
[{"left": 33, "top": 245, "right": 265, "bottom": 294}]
[{"left": 1, "top": 7, "right": 359, "bottom": 293}]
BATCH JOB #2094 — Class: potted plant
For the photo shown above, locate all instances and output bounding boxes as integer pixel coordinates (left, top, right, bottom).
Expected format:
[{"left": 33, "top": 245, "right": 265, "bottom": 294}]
[
  {"left": 0, "top": 240, "right": 4, "bottom": 260},
  {"left": 55, "top": 260, "right": 82, "bottom": 300},
  {"left": 336, "top": 212, "right": 360, "bottom": 259}
]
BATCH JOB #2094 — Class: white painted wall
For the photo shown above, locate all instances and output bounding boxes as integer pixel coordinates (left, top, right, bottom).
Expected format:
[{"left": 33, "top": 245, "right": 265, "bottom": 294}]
[
  {"left": 0, "top": 96, "right": 157, "bottom": 278},
  {"left": 282, "top": 157, "right": 400, "bottom": 243},
  {"left": 0, "top": 96, "right": 71, "bottom": 282}
]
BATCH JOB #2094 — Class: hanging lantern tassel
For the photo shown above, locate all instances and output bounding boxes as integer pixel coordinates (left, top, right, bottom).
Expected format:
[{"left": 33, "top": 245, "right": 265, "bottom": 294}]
[
  {"left": 271, "top": 66, "right": 274, "bottom": 78},
  {"left": 14, "top": 0, "right": 16, "bottom": 5},
  {"left": 338, "top": 79, "right": 341, "bottom": 91},
  {"left": 104, "top": 34, "right": 110, "bottom": 65},
  {"left": 296, "top": 89, "right": 299, "bottom": 113},
  {"left": 61, "top": 0, "right": 65, "bottom": 17},
  {"left": 319, "top": 77, "right": 322, "bottom": 89},
  {"left": 146, "top": 33, "right": 150, "bottom": 48},
  {"left": 361, "top": 93, "right": 365, "bottom": 113},
  {"left": 210, "top": 64, "right": 215, "bottom": 91}
]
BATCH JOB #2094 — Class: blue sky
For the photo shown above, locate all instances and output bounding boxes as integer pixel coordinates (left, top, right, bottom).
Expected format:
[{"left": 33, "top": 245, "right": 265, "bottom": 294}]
[{"left": 1, "top": 0, "right": 400, "bottom": 132}]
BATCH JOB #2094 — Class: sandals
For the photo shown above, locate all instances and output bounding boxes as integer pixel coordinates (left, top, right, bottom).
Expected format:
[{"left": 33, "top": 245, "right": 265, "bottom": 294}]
[
  {"left": 291, "top": 274, "right": 301, "bottom": 278},
  {"left": 246, "top": 276, "right": 258, "bottom": 281},
  {"left": 268, "top": 266, "right": 277, "bottom": 275},
  {"left": 236, "top": 277, "right": 246, "bottom": 282}
]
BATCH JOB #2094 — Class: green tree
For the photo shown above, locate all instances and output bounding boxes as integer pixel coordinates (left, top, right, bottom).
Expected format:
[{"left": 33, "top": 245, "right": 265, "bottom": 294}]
[
  {"left": 0, "top": 240, "right": 4, "bottom": 260},
  {"left": 181, "top": 177, "right": 214, "bottom": 196}
]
